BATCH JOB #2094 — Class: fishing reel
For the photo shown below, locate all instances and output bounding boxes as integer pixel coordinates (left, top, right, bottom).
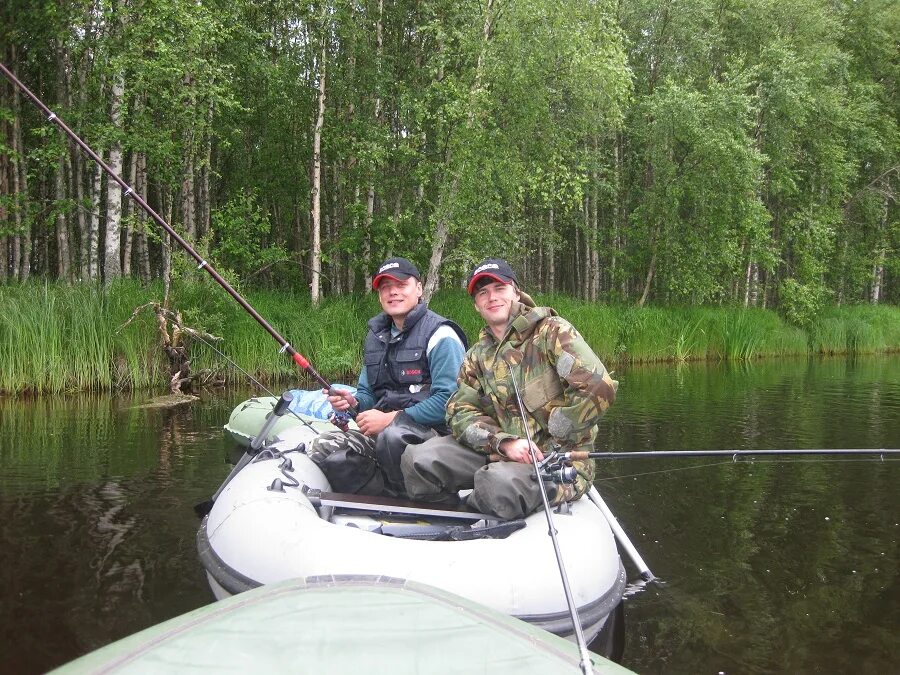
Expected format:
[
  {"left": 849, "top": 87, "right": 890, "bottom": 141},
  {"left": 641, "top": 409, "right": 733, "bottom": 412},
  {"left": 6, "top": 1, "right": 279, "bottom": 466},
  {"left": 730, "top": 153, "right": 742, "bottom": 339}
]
[
  {"left": 535, "top": 447, "right": 579, "bottom": 485},
  {"left": 328, "top": 410, "right": 352, "bottom": 433}
]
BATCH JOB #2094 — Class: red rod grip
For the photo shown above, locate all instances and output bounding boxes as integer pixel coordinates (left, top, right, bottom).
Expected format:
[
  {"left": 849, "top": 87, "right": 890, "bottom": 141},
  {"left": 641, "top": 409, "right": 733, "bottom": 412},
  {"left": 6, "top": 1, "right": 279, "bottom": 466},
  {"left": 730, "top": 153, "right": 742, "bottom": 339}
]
[{"left": 292, "top": 352, "right": 310, "bottom": 369}]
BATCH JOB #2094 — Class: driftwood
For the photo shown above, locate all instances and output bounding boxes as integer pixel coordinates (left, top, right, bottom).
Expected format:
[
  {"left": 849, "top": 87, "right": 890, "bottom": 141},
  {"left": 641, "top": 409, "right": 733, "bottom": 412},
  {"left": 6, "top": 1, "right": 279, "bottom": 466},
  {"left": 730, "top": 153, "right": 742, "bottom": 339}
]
[
  {"left": 120, "top": 302, "right": 226, "bottom": 393},
  {"left": 133, "top": 393, "right": 200, "bottom": 409}
]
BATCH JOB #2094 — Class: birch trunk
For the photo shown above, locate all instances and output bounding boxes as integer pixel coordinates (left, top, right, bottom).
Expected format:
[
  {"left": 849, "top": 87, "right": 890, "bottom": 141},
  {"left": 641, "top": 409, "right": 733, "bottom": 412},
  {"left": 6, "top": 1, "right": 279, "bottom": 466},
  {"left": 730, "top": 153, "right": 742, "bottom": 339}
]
[
  {"left": 870, "top": 252, "right": 884, "bottom": 304},
  {"left": 547, "top": 207, "right": 555, "bottom": 291},
  {"left": 181, "top": 153, "right": 196, "bottom": 242},
  {"left": 1, "top": 70, "right": 9, "bottom": 281},
  {"left": 613, "top": 134, "right": 624, "bottom": 298},
  {"left": 74, "top": 142, "right": 87, "bottom": 280},
  {"left": 309, "top": 40, "right": 326, "bottom": 306},
  {"left": 135, "top": 152, "right": 151, "bottom": 282},
  {"left": 423, "top": 0, "right": 496, "bottom": 301},
  {"left": 88, "top": 152, "right": 103, "bottom": 280},
  {"left": 331, "top": 162, "right": 341, "bottom": 294},
  {"left": 350, "top": 183, "right": 360, "bottom": 292},
  {"left": 198, "top": 99, "right": 214, "bottom": 240},
  {"left": 10, "top": 115, "right": 21, "bottom": 280},
  {"left": 747, "top": 262, "right": 759, "bottom": 307},
  {"left": 74, "top": 12, "right": 92, "bottom": 281},
  {"left": 121, "top": 150, "right": 137, "bottom": 276},
  {"left": 364, "top": 0, "right": 384, "bottom": 286},
  {"left": 54, "top": 43, "right": 73, "bottom": 281},
  {"left": 637, "top": 223, "right": 659, "bottom": 307},
  {"left": 870, "top": 207, "right": 887, "bottom": 304},
  {"left": 577, "top": 199, "right": 585, "bottom": 298},
  {"left": 54, "top": 153, "right": 71, "bottom": 281},
  {"left": 591, "top": 136, "right": 600, "bottom": 300},
  {"left": 11, "top": 51, "right": 29, "bottom": 280},
  {"left": 104, "top": 66, "right": 125, "bottom": 283},
  {"left": 637, "top": 249, "right": 657, "bottom": 307},
  {"left": 0, "top": 107, "right": 7, "bottom": 281},
  {"left": 160, "top": 185, "right": 173, "bottom": 305}
]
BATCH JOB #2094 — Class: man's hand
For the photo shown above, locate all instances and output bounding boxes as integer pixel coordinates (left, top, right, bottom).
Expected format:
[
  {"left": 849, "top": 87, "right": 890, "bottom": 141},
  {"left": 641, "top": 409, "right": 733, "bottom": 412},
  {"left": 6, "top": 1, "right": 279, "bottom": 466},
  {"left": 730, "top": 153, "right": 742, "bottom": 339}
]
[
  {"left": 356, "top": 409, "right": 399, "bottom": 436},
  {"left": 324, "top": 388, "right": 358, "bottom": 412},
  {"left": 498, "top": 438, "right": 544, "bottom": 464}
]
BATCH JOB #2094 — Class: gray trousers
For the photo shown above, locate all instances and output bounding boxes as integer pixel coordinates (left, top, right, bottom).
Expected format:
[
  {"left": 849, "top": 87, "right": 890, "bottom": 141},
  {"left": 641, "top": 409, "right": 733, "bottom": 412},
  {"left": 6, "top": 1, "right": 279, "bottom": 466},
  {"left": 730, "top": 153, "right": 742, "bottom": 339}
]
[{"left": 401, "top": 435, "right": 545, "bottom": 520}]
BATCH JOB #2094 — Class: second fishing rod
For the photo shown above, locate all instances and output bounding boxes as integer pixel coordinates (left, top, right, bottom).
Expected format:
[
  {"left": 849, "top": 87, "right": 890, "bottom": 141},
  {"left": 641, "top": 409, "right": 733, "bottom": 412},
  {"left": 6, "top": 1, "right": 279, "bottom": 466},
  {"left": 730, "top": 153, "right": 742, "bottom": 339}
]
[{"left": 0, "top": 62, "right": 347, "bottom": 413}]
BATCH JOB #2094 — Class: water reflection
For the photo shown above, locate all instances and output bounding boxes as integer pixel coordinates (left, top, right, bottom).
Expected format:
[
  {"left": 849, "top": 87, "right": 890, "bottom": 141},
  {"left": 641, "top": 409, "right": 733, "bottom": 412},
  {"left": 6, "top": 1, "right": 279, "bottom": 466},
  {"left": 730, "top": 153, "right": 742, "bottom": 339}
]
[
  {"left": 600, "top": 357, "right": 899, "bottom": 673},
  {"left": 0, "top": 358, "right": 897, "bottom": 674}
]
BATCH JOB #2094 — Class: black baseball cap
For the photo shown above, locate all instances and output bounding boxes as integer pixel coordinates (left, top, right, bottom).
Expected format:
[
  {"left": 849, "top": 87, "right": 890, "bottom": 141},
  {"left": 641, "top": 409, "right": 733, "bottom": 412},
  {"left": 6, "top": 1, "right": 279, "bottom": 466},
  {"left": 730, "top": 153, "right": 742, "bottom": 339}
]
[
  {"left": 467, "top": 258, "right": 518, "bottom": 295},
  {"left": 372, "top": 257, "right": 421, "bottom": 289}
]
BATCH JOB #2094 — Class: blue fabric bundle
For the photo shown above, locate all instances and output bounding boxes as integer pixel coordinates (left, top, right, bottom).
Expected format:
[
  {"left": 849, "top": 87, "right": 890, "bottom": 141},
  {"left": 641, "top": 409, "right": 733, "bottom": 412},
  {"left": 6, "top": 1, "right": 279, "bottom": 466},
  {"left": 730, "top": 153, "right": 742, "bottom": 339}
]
[{"left": 286, "top": 385, "right": 357, "bottom": 420}]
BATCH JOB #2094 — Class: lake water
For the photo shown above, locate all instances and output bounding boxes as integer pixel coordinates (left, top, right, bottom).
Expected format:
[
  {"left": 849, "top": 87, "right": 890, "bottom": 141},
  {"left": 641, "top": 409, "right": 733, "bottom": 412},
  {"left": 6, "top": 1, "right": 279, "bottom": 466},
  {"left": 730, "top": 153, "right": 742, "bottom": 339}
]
[{"left": 1, "top": 357, "right": 897, "bottom": 673}]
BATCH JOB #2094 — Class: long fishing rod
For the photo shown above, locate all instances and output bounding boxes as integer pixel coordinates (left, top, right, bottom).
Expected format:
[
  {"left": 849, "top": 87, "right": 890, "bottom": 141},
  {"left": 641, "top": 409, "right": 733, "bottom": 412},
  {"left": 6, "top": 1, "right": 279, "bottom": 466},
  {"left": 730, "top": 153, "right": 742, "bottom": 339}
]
[
  {"left": 0, "top": 62, "right": 345, "bottom": 407},
  {"left": 489, "top": 448, "right": 900, "bottom": 465},
  {"left": 508, "top": 373, "right": 594, "bottom": 675},
  {"left": 554, "top": 449, "right": 900, "bottom": 461}
]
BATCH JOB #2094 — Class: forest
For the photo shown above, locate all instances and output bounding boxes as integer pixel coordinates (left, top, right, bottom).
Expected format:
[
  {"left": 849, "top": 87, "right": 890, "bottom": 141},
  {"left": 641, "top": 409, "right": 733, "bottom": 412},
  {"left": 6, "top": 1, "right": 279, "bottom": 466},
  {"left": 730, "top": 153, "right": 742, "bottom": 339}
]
[{"left": 1, "top": 0, "right": 897, "bottom": 327}]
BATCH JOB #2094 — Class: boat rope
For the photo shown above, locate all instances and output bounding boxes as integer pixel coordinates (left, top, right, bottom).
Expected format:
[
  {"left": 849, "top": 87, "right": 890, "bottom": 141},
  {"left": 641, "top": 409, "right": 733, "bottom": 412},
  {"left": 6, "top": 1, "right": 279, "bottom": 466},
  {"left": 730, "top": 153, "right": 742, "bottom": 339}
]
[
  {"left": 507, "top": 370, "right": 594, "bottom": 675},
  {"left": 0, "top": 62, "right": 353, "bottom": 432}
]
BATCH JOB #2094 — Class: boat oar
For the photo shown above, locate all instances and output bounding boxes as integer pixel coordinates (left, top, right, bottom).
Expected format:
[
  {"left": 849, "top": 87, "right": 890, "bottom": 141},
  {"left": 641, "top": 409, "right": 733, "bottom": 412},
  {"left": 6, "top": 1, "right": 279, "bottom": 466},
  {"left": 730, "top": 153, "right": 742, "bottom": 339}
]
[
  {"left": 194, "top": 392, "right": 294, "bottom": 517},
  {"left": 509, "top": 373, "right": 594, "bottom": 675},
  {"left": 587, "top": 487, "right": 654, "bottom": 582},
  {"left": 0, "top": 62, "right": 349, "bottom": 409}
]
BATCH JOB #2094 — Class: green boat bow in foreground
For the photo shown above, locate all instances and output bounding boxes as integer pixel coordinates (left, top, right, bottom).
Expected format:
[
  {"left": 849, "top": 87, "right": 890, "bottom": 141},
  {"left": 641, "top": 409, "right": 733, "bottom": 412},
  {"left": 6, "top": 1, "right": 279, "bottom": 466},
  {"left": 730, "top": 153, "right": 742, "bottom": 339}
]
[{"left": 53, "top": 577, "right": 634, "bottom": 674}]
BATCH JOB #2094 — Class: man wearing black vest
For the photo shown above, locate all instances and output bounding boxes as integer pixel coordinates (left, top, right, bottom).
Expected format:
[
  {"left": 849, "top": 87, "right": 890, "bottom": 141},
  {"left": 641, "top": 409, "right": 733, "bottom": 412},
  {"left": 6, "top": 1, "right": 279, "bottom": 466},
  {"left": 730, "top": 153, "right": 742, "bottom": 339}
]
[{"left": 309, "top": 257, "right": 467, "bottom": 496}]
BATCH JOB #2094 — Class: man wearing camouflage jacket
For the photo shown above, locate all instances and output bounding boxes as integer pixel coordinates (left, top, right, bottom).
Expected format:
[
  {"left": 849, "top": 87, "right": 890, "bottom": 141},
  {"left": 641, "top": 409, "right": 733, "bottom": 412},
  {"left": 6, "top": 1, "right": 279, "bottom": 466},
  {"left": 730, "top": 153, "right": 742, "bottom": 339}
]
[{"left": 401, "top": 258, "right": 618, "bottom": 520}]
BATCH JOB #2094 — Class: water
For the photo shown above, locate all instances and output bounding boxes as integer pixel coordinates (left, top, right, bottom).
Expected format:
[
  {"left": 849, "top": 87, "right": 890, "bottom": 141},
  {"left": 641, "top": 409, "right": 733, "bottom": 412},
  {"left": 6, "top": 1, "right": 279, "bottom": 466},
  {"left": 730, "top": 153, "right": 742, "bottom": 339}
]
[{"left": 0, "top": 357, "right": 897, "bottom": 674}]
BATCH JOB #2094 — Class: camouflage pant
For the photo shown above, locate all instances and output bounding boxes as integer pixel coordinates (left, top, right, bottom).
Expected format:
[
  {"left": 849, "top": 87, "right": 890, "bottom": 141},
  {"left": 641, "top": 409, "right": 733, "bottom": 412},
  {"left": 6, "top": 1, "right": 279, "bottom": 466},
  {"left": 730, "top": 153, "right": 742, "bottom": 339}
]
[
  {"left": 401, "top": 435, "right": 589, "bottom": 521},
  {"left": 310, "top": 412, "right": 437, "bottom": 496},
  {"left": 308, "top": 429, "right": 378, "bottom": 465}
]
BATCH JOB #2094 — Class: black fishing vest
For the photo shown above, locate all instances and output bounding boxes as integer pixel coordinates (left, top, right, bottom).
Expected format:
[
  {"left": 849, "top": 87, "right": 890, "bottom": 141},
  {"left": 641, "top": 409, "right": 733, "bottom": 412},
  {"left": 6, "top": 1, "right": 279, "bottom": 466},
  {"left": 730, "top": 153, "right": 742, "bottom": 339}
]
[{"left": 363, "top": 302, "right": 468, "bottom": 413}]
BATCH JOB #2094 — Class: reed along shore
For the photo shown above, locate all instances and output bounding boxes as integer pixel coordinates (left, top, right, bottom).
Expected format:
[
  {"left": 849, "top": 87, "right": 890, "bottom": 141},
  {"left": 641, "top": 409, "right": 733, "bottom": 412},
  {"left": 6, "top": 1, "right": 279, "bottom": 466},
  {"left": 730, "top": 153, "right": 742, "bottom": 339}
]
[{"left": 1, "top": 281, "right": 898, "bottom": 394}]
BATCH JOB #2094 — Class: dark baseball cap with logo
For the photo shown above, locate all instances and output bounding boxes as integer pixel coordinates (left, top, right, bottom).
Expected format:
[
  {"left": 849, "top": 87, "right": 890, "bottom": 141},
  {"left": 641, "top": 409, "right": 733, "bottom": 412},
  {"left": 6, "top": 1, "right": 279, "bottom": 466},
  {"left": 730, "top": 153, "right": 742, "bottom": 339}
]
[
  {"left": 372, "top": 257, "right": 421, "bottom": 289},
  {"left": 467, "top": 258, "right": 518, "bottom": 295}
]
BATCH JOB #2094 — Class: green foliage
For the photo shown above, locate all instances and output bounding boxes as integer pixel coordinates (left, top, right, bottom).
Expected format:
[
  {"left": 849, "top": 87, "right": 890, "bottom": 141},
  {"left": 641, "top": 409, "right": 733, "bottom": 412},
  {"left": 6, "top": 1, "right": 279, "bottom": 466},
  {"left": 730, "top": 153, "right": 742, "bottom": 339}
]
[
  {"left": 779, "top": 278, "right": 827, "bottom": 328},
  {"left": 3, "top": 0, "right": 897, "bottom": 306},
  {"left": 211, "top": 192, "right": 288, "bottom": 277}
]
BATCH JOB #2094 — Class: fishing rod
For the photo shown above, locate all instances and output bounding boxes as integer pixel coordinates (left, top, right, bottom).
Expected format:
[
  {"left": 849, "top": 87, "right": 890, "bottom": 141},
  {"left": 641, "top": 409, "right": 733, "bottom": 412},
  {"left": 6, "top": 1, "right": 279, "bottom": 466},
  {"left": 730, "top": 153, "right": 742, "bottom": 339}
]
[
  {"left": 0, "top": 62, "right": 350, "bottom": 424},
  {"left": 511, "top": 446, "right": 899, "bottom": 582},
  {"left": 508, "top": 372, "right": 594, "bottom": 675},
  {"left": 549, "top": 448, "right": 900, "bottom": 461},
  {"left": 489, "top": 448, "right": 900, "bottom": 468}
]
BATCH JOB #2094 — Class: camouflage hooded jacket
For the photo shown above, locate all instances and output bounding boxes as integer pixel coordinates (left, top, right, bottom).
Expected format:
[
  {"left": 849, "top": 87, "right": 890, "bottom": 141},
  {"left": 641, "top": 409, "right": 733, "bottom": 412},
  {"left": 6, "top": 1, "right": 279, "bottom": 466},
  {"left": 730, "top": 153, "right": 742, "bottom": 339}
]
[{"left": 447, "top": 293, "right": 618, "bottom": 496}]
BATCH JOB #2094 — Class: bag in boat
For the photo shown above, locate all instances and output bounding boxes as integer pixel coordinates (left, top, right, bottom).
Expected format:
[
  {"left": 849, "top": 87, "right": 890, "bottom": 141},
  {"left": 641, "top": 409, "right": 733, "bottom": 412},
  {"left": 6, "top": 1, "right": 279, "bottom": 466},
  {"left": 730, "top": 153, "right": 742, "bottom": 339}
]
[{"left": 310, "top": 430, "right": 385, "bottom": 495}]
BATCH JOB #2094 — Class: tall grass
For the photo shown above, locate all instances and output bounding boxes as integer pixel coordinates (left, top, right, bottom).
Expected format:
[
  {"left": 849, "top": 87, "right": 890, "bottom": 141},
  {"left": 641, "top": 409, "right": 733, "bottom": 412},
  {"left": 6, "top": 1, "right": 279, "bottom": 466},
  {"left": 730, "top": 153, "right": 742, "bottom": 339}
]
[{"left": 0, "top": 281, "right": 897, "bottom": 394}]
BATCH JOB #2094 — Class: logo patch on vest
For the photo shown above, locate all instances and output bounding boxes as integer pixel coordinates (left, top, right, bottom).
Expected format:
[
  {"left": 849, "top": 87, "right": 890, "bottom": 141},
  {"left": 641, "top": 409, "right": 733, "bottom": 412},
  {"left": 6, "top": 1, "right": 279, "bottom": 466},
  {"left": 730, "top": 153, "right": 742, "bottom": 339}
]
[{"left": 400, "top": 368, "right": 423, "bottom": 376}]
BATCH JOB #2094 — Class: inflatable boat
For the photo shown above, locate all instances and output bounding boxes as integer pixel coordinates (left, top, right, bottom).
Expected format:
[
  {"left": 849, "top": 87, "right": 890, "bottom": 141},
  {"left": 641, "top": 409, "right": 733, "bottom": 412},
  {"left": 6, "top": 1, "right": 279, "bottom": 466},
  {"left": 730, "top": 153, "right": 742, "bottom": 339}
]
[
  {"left": 200, "top": 394, "right": 627, "bottom": 657},
  {"left": 55, "top": 577, "right": 634, "bottom": 674},
  {"left": 223, "top": 392, "right": 355, "bottom": 446}
]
